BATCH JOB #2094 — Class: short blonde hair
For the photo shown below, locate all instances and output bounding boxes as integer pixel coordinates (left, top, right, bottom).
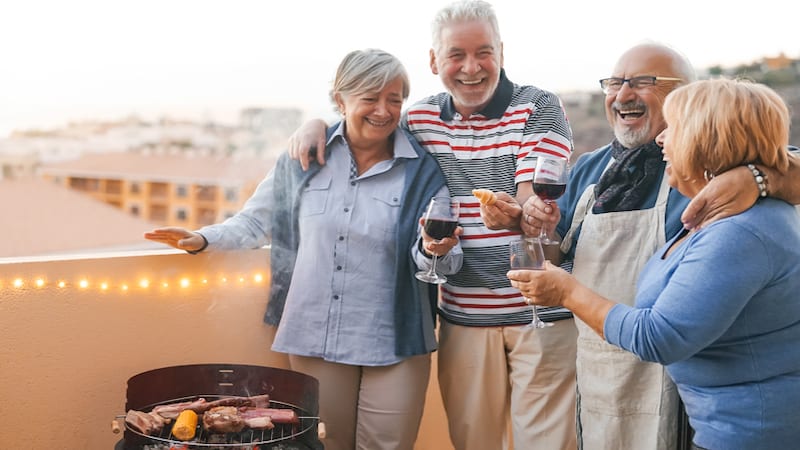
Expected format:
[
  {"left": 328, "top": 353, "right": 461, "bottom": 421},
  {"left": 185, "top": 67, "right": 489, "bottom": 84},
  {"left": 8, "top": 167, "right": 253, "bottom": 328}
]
[
  {"left": 663, "top": 78, "right": 790, "bottom": 182},
  {"left": 329, "top": 48, "right": 410, "bottom": 112}
]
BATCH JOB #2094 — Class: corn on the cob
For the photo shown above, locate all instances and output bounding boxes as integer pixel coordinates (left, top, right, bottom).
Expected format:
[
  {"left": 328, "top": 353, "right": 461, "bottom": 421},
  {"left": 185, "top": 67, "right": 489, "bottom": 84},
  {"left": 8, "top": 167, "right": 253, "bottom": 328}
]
[{"left": 171, "top": 409, "right": 198, "bottom": 441}]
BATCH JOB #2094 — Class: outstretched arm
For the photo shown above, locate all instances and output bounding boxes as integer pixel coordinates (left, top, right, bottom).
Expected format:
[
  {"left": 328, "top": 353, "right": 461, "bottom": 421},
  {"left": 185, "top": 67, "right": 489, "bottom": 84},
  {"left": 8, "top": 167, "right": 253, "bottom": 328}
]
[
  {"left": 508, "top": 262, "right": 614, "bottom": 338},
  {"left": 682, "top": 152, "right": 800, "bottom": 230},
  {"left": 287, "top": 119, "right": 329, "bottom": 171}
]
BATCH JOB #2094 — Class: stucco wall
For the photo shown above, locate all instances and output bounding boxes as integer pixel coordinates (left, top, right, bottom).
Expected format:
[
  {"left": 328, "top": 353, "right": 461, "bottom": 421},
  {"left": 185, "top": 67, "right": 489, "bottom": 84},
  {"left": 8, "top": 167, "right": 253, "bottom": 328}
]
[{"left": 0, "top": 249, "right": 453, "bottom": 450}]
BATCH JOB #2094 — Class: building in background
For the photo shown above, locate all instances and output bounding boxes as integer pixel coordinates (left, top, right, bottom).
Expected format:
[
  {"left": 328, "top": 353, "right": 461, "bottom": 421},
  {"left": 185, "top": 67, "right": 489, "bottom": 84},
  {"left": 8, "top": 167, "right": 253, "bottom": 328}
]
[
  {"left": 0, "top": 177, "right": 162, "bottom": 257},
  {"left": 38, "top": 152, "right": 276, "bottom": 230},
  {"left": 0, "top": 107, "right": 298, "bottom": 257}
]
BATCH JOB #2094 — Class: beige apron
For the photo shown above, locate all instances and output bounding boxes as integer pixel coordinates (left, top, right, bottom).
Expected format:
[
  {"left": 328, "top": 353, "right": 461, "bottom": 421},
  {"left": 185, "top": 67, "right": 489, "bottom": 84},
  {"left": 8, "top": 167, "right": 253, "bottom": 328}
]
[{"left": 561, "top": 171, "right": 679, "bottom": 450}]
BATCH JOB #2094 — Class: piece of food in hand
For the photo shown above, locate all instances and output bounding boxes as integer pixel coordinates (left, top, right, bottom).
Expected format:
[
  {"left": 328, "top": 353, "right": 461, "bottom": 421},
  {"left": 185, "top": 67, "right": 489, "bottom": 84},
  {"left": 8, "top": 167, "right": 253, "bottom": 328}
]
[
  {"left": 472, "top": 188, "right": 497, "bottom": 205},
  {"left": 171, "top": 410, "right": 198, "bottom": 441}
]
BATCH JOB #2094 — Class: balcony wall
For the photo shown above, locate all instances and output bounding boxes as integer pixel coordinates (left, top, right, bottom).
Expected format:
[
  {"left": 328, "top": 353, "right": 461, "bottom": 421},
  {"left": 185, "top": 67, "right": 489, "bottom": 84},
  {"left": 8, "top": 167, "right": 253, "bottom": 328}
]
[{"left": 0, "top": 250, "right": 452, "bottom": 450}]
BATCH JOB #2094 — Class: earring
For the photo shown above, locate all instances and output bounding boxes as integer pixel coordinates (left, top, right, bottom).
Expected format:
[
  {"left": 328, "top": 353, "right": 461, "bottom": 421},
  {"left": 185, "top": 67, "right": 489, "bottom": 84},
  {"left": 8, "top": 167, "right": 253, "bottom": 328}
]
[{"left": 703, "top": 169, "right": 715, "bottom": 181}]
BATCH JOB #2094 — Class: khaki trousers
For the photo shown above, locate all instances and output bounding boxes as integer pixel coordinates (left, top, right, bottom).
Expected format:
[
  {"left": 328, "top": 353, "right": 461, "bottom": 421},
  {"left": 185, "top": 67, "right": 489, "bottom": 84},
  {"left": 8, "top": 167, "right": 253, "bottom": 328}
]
[
  {"left": 289, "top": 353, "right": 431, "bottom": 450},
  {"left": 438, "top": 319, "right": 578, "bottom": 450}
]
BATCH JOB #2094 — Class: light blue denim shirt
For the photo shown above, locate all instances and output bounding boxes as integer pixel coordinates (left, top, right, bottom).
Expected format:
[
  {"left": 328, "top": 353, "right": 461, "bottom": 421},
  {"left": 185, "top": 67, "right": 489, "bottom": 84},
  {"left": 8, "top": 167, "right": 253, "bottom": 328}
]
[
  {"left": 199, "top": 124, "right": 459, "bottom": 364},
  {"left": 265, "top": 123, "right": 456, "bottom": 366}
]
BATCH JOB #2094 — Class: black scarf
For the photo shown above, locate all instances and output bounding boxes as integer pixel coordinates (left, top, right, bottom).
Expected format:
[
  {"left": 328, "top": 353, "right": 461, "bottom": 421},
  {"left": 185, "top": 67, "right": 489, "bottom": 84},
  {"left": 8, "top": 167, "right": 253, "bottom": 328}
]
[{"left": 592, "top": 139, "right": 666, "bottom": 214}]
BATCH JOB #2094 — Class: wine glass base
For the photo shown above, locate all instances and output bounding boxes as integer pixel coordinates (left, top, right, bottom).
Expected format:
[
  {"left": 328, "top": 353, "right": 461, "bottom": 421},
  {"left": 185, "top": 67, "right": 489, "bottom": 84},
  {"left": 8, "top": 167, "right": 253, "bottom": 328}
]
[
  {"left": 415, "top": 272, "right": 447, "bottom": 284},
  {"left": 525, "top": 320, "right": 554, "bottom": 329}
]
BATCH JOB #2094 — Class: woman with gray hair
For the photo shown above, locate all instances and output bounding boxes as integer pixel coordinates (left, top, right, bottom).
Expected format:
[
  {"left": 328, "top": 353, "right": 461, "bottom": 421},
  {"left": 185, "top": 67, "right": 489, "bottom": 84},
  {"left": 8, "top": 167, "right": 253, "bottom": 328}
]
[{"left": 145, "top": 48, "right": 461, "bottom": 450}]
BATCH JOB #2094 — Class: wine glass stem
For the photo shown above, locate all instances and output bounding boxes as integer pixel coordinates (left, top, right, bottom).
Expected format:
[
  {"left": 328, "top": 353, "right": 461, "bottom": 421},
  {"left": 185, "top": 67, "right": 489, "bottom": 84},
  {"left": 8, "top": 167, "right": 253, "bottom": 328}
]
[
  {"left": 532, "top": 303, "right": 542, "bottom": 323},
  {"left": 429, "top": 255, "right": 439, "bottom": 277},
  {"left": 538, "top": 200, "right": 551, "bottom": 241}
]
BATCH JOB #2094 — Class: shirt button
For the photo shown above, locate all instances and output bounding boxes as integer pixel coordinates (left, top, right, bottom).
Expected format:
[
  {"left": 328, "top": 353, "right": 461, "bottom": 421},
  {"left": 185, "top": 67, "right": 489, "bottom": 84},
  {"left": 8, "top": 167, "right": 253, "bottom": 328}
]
[
  {"left": 344, "top": 207, "right": 349, "bottom": 212},
  {"left": 338, "top": 236, "right": 344, "bottom": 241},
  {"left": 333, "top": 295, "right": 339, "bottom": 300},
  {"left": 351, "top": 181, "right": 356, "bottom": 186},
  {"left": 336, "top": 266, "right": 342, "bottom": 271}
]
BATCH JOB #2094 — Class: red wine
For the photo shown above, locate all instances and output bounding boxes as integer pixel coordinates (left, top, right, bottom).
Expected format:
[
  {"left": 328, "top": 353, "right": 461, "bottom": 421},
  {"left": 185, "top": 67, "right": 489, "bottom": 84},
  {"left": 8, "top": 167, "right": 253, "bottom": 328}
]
[
  {"left": 533, "top": 182, "right": 566, "bottom": 201},
  {"left": 424, "top": 219, "right": 457, "bottom": 240}
]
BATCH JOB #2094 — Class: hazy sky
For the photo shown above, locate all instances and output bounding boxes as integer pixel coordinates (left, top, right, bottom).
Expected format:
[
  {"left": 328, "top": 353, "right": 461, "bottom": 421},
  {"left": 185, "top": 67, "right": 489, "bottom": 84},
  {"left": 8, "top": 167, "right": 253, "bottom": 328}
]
[{"left": 1, "top": 0, "right": 797, "bottom": 137}]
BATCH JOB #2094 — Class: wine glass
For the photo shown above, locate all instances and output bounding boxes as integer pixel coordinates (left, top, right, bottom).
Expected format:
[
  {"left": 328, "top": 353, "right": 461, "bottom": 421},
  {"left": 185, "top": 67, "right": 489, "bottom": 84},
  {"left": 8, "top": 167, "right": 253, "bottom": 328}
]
[
  {"left": 533, "top": 156, "right": 568, "bottom": 245},
  {"left": 509, "top": 237, "right": 553, "bottom": 329},
  {"left": 415, "top": 196, "right": 460, "bottom": 284}
]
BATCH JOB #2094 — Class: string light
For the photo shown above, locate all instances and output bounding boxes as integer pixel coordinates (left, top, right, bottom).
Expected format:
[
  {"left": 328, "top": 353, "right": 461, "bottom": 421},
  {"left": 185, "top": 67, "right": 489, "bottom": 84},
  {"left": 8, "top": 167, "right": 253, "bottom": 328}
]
[{"left": 1, "top": 272, "right": 267, "bottom": 294}]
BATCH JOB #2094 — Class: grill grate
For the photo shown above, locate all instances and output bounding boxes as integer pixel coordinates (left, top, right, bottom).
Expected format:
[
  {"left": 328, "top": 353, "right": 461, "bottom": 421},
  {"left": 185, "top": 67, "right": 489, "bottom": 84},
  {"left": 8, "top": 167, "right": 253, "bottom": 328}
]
[{"left": 126, "top": 396, "right": 318, "bottom": 448}]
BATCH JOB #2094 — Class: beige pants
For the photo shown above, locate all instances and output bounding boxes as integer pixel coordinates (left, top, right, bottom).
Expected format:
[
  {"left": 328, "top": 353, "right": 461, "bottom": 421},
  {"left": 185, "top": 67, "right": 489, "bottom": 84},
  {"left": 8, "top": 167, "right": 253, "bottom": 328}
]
[
  {"left": 289, "top": 353, "right": 431, "bottom": 450},
  {"left": 438, "top": 319, "right": 578, "bottom": 450}
]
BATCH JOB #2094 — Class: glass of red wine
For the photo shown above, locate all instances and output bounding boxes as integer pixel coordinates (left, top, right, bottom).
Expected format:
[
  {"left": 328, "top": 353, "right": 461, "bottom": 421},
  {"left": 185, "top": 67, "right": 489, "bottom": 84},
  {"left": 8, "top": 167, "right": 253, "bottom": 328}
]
[
  {"left": 533, "top": 156, "right": 568, "bottom": 245},
  {"left": 509, "top": 237, "right": 552, "bottom": 328},
  {"left": 415, "top": 196, "right": 460, "bottom": 284}
]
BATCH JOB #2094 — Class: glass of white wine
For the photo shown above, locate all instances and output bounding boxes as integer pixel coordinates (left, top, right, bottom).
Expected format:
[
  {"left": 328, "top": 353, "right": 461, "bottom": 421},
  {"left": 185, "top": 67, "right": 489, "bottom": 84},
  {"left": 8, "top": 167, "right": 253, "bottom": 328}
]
[{"left": 509, "top": 237, "right": 552, "bottom": 329}]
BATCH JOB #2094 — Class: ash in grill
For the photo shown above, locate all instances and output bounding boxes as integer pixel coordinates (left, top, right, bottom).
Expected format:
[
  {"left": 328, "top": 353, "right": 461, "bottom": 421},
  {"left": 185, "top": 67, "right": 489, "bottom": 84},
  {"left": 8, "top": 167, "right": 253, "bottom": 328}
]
[{"left": 115, "top": 364, "right": 322, "bottom": 450}]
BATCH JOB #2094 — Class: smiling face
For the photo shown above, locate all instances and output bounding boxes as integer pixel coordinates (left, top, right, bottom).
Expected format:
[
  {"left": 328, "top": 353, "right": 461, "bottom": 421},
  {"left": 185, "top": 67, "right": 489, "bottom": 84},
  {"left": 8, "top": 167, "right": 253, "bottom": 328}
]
[
  {"left": 336, "top": 76, "right": 404, "bottom": 149},
  {"left": 655, "top": 123, "right": 696, "bottom": 197},
  {"left": 605, "top": 44, "right": 688, "bottom": 149},
  {"left": 430, "top": 19, "right": 503, "bottom": 117}
]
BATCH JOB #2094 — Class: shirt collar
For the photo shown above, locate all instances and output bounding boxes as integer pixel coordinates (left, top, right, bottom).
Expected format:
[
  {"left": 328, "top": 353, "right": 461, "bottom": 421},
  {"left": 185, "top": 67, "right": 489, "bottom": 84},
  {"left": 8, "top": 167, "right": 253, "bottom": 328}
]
[
  {"left": 328, "top": 121, "right": 418, "bottom": 160},
  {"left": 440, "top": 68, "right": 513, "bottom": 121}
]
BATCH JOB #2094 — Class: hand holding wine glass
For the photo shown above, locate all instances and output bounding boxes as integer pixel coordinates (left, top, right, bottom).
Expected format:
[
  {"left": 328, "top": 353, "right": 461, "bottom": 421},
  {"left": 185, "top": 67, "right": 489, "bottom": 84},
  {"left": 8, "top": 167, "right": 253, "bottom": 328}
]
[
  {"left": 509, "top": 237, "right": 552, "bottom": 329},
  {"left": 533, "top": 156, "right": 568, "bottom": 245},
  {"left": 416, "top": 196, "right": 460, "bottom": 284}
]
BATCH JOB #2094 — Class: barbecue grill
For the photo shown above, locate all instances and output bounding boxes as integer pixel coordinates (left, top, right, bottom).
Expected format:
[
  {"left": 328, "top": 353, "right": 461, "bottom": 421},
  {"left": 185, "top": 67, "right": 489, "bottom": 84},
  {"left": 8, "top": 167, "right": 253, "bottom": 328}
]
[{"left": 114, "top": 364, "right": 323, "bottom": 450}]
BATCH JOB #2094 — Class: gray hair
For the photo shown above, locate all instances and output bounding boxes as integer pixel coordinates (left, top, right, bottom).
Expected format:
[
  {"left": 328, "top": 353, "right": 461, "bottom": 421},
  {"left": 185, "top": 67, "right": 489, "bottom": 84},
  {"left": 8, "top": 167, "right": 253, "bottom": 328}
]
[
  {"left": 431, "top": 0, "right": 501, "bottom": 53},
  {"left": 329, "top": 49, "right": 410, "bottom": 111}
]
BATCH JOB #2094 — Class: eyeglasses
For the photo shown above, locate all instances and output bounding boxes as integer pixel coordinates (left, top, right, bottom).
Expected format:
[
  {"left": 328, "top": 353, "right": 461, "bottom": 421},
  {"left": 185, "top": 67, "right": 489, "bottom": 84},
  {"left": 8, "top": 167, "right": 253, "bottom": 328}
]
[{"left": 598, "top": 76, "right": 683, "bottom": 94}]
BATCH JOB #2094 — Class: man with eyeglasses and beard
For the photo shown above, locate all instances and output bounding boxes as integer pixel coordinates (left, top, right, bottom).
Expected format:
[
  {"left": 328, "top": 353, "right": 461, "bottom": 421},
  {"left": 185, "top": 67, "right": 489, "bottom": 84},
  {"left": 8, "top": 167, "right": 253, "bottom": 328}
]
[{"left": 521, "top": 42, "right": 800, "bottom": 449}]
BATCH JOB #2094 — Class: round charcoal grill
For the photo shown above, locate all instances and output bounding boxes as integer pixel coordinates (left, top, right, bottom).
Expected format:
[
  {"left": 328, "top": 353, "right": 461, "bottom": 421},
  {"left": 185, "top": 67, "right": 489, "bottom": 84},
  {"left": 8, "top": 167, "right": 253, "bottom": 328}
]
[
  {"left": 116, "top": 364, "right": 323, "bottom": 450},
  {"left": 125, "top": 395, "right": 318, "bottom": 447}
]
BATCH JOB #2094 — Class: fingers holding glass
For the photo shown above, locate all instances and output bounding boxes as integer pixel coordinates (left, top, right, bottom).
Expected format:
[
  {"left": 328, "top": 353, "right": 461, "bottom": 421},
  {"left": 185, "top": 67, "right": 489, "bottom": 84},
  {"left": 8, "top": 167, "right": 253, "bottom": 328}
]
[
  {"left": 416, "top": 197, "right": 460, "bottom": 284},
  {"left": 532, "top": 157, "right": 568, "bottom": 244},
  {"left": 508, "top": 237, "right": 553, "bottom": 329}
]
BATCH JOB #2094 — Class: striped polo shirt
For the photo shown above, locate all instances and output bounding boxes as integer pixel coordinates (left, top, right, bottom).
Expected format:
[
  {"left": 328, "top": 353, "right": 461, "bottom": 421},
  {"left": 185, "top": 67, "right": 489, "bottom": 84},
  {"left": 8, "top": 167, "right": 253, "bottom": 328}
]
[{"left": 403, "top": 70, "right": 573, "bottom": 326}]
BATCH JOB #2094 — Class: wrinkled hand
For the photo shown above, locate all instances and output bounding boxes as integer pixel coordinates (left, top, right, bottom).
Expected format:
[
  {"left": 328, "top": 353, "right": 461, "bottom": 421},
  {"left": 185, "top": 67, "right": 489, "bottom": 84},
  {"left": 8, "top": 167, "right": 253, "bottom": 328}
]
[
  {"left": 507, "top": 261, "right": 574, "bottom": 307},
  {"left": 480, "top": 191, "right": 523, "bottom": 230},
  {"left": 419, "top": 218, "right": 463, "bottom": 256},
  {"left": 521, "top": 195, "right": 560, "bottom": 237},
  {"left": 144, "top": 227, "right": 205, "bottom": 252},
  {"left": 682, "top": 166, "right": 758, "bottom": 230},
  {"left": 287, "top": 119, "right": 329, "bottom": 171}
]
